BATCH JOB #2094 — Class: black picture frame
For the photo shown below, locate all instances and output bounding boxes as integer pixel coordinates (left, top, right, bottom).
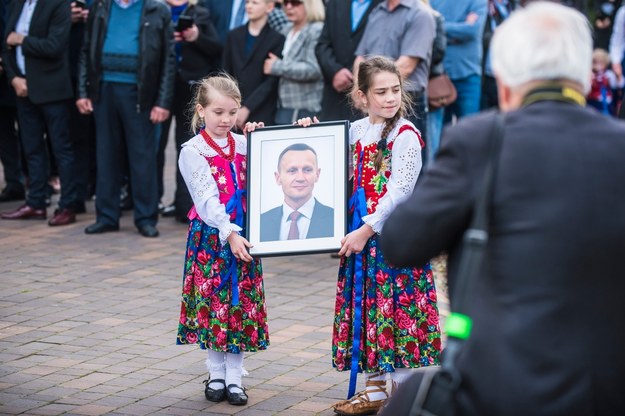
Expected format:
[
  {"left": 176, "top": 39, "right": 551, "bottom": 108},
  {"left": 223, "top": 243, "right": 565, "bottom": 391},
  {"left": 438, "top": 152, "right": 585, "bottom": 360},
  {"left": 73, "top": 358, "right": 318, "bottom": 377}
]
[{"left": 247, "top": 121, "right": 349, "bottom": 257}]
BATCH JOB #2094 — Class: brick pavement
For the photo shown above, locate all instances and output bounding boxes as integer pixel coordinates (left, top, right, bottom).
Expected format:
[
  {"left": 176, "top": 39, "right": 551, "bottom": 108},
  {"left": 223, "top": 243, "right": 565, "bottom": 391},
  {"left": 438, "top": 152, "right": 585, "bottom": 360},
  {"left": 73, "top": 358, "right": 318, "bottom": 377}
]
[{"left": 0, "top": 135, "right": 448, "bottom": 416}]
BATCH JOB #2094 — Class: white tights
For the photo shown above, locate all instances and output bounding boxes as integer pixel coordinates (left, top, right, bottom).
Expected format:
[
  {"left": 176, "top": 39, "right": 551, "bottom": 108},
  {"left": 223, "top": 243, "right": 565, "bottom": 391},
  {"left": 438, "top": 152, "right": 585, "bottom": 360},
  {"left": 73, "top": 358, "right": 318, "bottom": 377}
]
[{"left": 206, "top": 351, "right": 245, "bottom": 393}]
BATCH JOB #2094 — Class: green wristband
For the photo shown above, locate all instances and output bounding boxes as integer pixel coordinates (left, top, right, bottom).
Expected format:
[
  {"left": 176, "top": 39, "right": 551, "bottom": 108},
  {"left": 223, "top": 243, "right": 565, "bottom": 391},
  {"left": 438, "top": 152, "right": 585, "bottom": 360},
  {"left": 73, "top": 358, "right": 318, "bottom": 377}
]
[{"left": 445, "top": 312, "right": 472, "bottom": 340}]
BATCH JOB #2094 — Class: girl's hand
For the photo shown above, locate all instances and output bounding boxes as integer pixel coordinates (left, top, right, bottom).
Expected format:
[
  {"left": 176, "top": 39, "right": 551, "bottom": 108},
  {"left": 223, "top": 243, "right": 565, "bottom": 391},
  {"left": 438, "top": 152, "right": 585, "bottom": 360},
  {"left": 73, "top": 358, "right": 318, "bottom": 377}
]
[
  {"left": 227, "top": 232, "right": 253, "bottom": 263},
  {"left": 338, "top": 224, "right": 375, "bottom": 257},
  {"left": 243, "top": 121, "right": 265, "bottom": 136},
  {"left": 295, "top": 116, "right": 320, "bottom": 127}
]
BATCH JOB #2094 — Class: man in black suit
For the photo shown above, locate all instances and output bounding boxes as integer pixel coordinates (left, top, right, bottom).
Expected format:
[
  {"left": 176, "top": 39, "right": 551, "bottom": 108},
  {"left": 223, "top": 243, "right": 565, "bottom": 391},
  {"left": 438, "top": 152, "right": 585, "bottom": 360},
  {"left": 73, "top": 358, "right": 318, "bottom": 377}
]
[
  {"left": 222, "top": 0, "right": 285, "bottom": 128},
  {"left": 315, "top": 0, "right": 381, "bottom": 122},
  {"left": 1, "top": 0, "right": 80, "bottom": 226},
  {"left": 380, "top": 3, "right": 625, "bottom": 415},
  {"left": 204, "top": 0, "right": 247, "bottom": 46},
  {"left": 260, "top": 143, "right": 333, "bottom": 241}
]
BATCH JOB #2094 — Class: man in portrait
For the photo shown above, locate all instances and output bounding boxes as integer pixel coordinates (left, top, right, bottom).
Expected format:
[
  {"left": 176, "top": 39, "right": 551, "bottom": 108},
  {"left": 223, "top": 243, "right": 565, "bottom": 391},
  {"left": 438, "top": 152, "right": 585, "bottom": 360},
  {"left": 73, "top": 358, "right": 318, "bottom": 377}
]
[{"left": 260, "top": 142, "right": 333, "bottom": 241}]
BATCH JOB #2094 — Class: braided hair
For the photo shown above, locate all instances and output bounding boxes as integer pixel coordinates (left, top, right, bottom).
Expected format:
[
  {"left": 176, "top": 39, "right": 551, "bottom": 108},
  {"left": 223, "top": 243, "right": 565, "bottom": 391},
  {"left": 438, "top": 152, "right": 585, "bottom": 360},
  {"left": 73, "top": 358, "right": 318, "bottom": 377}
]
[{"left": 351, "top": 56, "right": 413, "bottom": 172}]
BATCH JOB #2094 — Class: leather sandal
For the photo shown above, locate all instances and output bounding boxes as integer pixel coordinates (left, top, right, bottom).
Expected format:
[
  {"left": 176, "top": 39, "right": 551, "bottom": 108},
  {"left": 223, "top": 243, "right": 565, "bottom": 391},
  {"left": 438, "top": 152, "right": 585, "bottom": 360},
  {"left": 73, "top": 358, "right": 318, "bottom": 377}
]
[
  {"left": 203, "top": 378, "right": 226, "bottom": 402},
  {"left": 226, "top": 384, "right": 248, "bottom": 406},
  {"left": 333, "top": 379, "right": 388, "bottom": 415}
]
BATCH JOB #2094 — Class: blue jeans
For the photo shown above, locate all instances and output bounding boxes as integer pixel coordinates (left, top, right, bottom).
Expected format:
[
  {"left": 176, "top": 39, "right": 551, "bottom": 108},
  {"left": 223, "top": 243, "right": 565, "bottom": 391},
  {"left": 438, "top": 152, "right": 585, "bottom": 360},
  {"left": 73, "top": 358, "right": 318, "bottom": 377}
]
[
  {"left": 444, "top": 74, "right": 482, "bottom": 124},
  {"left": 426, "top": 107, "right": 444, "bottom": 166}
]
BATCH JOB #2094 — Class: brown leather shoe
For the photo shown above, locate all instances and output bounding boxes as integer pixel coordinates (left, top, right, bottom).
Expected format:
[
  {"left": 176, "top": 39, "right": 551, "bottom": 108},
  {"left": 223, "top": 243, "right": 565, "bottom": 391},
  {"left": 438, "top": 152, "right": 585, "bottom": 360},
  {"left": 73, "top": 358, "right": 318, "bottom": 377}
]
[
  {"left": 1, "top": 204, "right": 47, "bottom": 220},
  {"left": 48, "top": 208, "right": 76, "bottom": 226}
]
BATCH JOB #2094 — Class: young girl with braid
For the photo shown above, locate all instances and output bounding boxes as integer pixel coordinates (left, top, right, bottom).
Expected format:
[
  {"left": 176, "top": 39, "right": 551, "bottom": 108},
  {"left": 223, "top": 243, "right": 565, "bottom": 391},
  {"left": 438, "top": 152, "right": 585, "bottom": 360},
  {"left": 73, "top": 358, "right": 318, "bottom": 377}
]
[
  {"left": 176, "top": 74, "right": 267, "bottom": 407},
  {"left": 299, "top": 56, "right": 442, "bottom": 415}
]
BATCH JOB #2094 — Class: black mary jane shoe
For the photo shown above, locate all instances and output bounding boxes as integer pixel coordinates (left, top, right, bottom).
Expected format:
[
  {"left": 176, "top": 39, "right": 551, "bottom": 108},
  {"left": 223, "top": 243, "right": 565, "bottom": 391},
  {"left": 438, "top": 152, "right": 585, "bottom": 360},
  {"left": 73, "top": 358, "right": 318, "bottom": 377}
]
[
  {"left": 226, "top": 384, "right": 248, "bottom": 406},
  {"left": 203, "top": 378, "right": 226, "bottom": 402}
]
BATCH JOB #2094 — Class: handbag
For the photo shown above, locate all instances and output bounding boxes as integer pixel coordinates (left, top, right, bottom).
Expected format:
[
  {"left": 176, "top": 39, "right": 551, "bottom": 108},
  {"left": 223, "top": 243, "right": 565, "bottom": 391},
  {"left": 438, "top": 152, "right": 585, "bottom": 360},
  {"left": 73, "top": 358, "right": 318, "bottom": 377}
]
[
  {"left": 428, "top": 74, "right": 458, "bottom": 109},
  {"left": 380, "top": 114, "right": 505, "bottom": 416}
]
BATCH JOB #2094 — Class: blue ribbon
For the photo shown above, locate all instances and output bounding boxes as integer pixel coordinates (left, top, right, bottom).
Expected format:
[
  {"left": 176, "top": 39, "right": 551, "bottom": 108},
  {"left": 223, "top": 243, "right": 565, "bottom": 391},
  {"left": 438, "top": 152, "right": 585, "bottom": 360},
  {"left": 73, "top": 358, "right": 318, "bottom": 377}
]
[
  {"left": 225, "top": 188, "right": 246, "bottom": 228},
  {"left": 347, "top": 151, "right": 367, "bottom": 399},
  {"left": 213, "top": 161, "right": 245, "bottom": 306},
  {"left": 213, "top": 258, "right": 240, "bottom": 306}
]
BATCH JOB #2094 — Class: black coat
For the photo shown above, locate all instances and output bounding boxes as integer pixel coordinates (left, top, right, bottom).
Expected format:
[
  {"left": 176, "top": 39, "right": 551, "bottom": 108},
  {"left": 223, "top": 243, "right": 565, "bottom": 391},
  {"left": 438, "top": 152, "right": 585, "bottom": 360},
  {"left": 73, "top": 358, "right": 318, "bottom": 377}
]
[
  {"left": 222, "top": 22, "right": 284, "bottom": 125},
  {"left": 77, "top": 0, "right": 175, "bottom": 111},
  {"left": 381, "top": 102, "right": 625, "bottom": 415},
  {"left": 204, "top": 0, "right": 233, "bottom": 45},
  {"left": 0, "top": 0, "right": 15, "bottom": 107},
  {"left": 2, "top": 0, "right": 72, "bottom": 104},
  {"left": 177, "top": 4, "right": 222, "bottom": 83},
  {"left": 315, "top": 0, "right": 381, "bottom": 121}
]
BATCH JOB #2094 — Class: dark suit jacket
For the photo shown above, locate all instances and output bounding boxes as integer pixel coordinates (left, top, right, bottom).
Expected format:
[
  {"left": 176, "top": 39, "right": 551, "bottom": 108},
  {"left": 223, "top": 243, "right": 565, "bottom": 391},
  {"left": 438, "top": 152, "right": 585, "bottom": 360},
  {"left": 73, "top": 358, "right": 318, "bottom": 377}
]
[
  {"left": 2, "top": 0, "right": 72, "bottom": 104},
  {"left": 315, "top": 0, "right": 381, "bottom": 121},
  {"left": 260, "top": 198, "right": 334, "bottom": 242},
  {"left": 223, "top": 22, "right": 284, "bottom": 125},
  {"left": 0, "top": 0, "right": 16, "bottom": 107},
  {"left": 177, "top": 4, "right": 222, "bottom": 83},
  {"left": 204, "top": 0, "right": 233, "bottom": 45},
  {"left": 380, "top": 102, "right": 625, "bottom": 415}
]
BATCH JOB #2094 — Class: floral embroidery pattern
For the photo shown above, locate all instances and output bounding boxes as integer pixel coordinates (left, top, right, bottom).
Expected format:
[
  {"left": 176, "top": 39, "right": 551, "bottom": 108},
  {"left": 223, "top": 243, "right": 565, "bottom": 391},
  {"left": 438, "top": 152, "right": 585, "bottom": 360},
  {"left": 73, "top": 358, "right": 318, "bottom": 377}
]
[
  {"left": 177, "top": 220, "right": 268, "bottom": 353},
  {"left": 332, "top": 237, "right": 440, "bottom": 373}
]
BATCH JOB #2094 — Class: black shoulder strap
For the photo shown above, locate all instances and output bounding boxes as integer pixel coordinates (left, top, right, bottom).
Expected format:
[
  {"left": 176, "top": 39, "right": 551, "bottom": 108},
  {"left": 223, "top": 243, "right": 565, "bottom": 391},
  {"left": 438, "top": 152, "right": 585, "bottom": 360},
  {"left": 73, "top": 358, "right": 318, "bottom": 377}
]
[{"left": 451, "top": 113, "right": 504, "bottom": 316}]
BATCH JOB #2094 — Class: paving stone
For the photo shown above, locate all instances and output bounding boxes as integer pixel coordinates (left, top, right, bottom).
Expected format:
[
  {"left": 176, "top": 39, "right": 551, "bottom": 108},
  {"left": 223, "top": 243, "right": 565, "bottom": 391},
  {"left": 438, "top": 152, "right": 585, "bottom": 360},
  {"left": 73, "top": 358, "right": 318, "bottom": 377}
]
[{"left": 0, "top": 131, "right": 449, "bottom": 415}]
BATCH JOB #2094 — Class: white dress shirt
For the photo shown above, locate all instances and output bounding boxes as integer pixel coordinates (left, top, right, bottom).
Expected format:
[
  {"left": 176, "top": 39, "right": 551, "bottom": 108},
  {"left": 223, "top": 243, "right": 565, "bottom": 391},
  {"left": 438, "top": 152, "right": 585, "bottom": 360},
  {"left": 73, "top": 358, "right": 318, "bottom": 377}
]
[{"left": 15, "top": 0, "right": 38, "bottom": 76}]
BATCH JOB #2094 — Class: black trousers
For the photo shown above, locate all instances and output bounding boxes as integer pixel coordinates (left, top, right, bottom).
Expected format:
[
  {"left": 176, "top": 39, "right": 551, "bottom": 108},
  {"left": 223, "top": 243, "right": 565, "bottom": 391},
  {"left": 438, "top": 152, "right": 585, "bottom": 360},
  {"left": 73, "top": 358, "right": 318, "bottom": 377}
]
[
  {"left": 0, "top": 105, "right": 24, "bottom": 192},
  {"left": 156, "top": 74, "right": 194, "bottom": 218},
  {"left": 15, "top": 97, "right": 78, "bottom": 209}
]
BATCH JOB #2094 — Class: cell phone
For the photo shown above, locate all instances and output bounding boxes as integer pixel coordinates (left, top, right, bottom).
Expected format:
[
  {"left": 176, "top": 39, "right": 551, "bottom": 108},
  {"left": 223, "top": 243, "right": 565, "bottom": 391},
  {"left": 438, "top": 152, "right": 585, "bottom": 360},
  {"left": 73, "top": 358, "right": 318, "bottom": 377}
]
[
  {"left": 176, "top": 15, "right": 194, "bottom": 32},
  {"left": 75, "top": 0, "right": 86, "bottom": 9}
]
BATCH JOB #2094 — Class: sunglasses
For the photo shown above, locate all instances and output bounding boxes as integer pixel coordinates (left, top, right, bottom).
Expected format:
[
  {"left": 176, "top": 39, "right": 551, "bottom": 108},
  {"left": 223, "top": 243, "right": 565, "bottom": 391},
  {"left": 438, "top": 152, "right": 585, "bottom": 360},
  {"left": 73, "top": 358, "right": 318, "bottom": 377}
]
[{"left": 283, "top": 0, "right": 303, "bottom": 6}]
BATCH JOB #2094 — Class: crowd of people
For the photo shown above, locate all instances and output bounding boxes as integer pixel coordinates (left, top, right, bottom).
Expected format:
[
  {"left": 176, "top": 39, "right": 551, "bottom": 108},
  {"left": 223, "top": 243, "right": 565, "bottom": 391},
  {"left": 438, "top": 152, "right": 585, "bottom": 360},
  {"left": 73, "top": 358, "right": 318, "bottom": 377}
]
[
  {"left": 1, "top": 0, "right": 619, "bottom": 234},
  {"left": 2, "top": 0, "right": 625, "bottom": 415}
]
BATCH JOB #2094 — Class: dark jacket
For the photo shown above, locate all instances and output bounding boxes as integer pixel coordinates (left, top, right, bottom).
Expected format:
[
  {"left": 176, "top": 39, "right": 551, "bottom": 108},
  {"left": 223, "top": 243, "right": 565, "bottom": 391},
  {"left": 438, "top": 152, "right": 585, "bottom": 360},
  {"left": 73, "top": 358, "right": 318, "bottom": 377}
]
[
  {"left": 429, "top": 10, "right": 446, "bottom": 78},
  {"left": 176, "top": 3, "right": 222, "bottom": 83},
  {"left": 381, "top": 102, "right": 625, "bottom": 415},
  {"left": 260, "top": 199, "right": 334, "bottom": 242},
  {"left": 0, "top": 0, "right": 16, "bottom": 107},
  {"left": 223, "top": 22, "right": 284, "bottom": 125},
  {"left": 2, "top": 0, "right": 72, "bottom": 104},
  {"left": 204, "top": 0, "right": 233, "bottom": 45},
  {"left": 315, "top": 0, "right": 381, "bottom": 121},
  {"left": 77, "top": 0, "right": 175, "bottom": 111}
]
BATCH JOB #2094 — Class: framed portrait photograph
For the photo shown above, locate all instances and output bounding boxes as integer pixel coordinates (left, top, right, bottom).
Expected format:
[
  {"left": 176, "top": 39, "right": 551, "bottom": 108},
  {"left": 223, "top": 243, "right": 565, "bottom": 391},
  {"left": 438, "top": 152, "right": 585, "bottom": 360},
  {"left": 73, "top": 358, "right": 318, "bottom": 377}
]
[{"left": 247, "top": 121, "right": 349, "bottom": 257}]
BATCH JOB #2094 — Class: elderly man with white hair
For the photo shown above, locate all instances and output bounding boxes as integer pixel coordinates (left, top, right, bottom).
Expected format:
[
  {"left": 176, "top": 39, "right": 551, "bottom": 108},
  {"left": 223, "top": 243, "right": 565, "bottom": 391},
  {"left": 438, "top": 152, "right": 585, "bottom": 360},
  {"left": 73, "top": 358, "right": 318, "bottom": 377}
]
[{"left": 379, "top": 2, "right": 625, "bottom": 415}]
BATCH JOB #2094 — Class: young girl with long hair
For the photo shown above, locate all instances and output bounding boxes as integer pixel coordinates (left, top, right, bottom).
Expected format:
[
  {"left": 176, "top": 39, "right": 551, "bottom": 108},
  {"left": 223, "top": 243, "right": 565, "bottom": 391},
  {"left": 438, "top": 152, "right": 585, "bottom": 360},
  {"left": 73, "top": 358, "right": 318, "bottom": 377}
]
[
  {"left": 330, "top": 56, "right": 441, "bottom": 415},
  {"left": 176, "top": 74, "right": 267, "bottom": 407}
]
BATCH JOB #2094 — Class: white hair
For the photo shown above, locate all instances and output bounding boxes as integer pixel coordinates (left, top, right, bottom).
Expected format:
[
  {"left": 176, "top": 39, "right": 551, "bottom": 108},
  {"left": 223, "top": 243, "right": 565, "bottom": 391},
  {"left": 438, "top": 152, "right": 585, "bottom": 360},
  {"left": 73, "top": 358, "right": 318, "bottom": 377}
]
[{"left": 490, "top": 1, "right": 592, "bottom": 93}]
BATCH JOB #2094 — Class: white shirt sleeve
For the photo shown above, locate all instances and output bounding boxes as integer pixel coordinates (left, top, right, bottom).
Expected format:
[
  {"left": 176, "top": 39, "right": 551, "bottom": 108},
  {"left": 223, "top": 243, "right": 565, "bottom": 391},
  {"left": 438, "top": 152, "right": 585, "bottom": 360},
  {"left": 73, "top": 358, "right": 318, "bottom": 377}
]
[
  {"left": 362, "top": 128, "right": 423, "bottom": 233},
  {"left": 610, "top": 7, "right": 625, "bottom": 66},
  {"left": 178, "top": 147, "right": 242, "bottom": 244}
]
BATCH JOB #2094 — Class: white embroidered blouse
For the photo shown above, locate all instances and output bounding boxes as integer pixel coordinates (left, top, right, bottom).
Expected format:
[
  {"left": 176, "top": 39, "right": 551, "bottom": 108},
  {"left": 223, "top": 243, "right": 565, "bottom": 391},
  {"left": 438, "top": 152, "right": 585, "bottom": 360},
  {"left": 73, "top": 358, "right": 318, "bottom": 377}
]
[
  {"left": 349, "top": 117, "right": 423, "bottom": 233},
  {"left": 178, "top": 132, "right": 247, "bottom": 243}
]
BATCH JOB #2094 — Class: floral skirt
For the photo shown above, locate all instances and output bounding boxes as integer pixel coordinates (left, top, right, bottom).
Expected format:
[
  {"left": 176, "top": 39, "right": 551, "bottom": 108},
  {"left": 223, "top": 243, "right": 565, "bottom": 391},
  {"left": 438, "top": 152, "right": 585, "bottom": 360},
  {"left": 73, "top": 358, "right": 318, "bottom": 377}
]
[
  {"left": 176, "top": 219, "right": 269, "bottom": 353},
  {"left": 332, "top": 236, "right": 441, "bottom": 373}
]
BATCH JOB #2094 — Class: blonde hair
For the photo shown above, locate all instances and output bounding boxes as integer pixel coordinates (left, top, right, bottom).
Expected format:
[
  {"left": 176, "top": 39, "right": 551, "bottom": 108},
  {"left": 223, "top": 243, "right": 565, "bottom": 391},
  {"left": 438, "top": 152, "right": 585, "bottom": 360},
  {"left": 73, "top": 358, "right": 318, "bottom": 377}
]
[
  {"left": 190, "top": 73, "right": 242, "bottom": 134},
  {"left": 304, "top": 0, "right": 325, "bottom": 22},
  {"left": 593, "top": 48, "right": 611, "bottom": 67},
  {"left": 352, "top": 56, "right": 413, "bottom": 172}
]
